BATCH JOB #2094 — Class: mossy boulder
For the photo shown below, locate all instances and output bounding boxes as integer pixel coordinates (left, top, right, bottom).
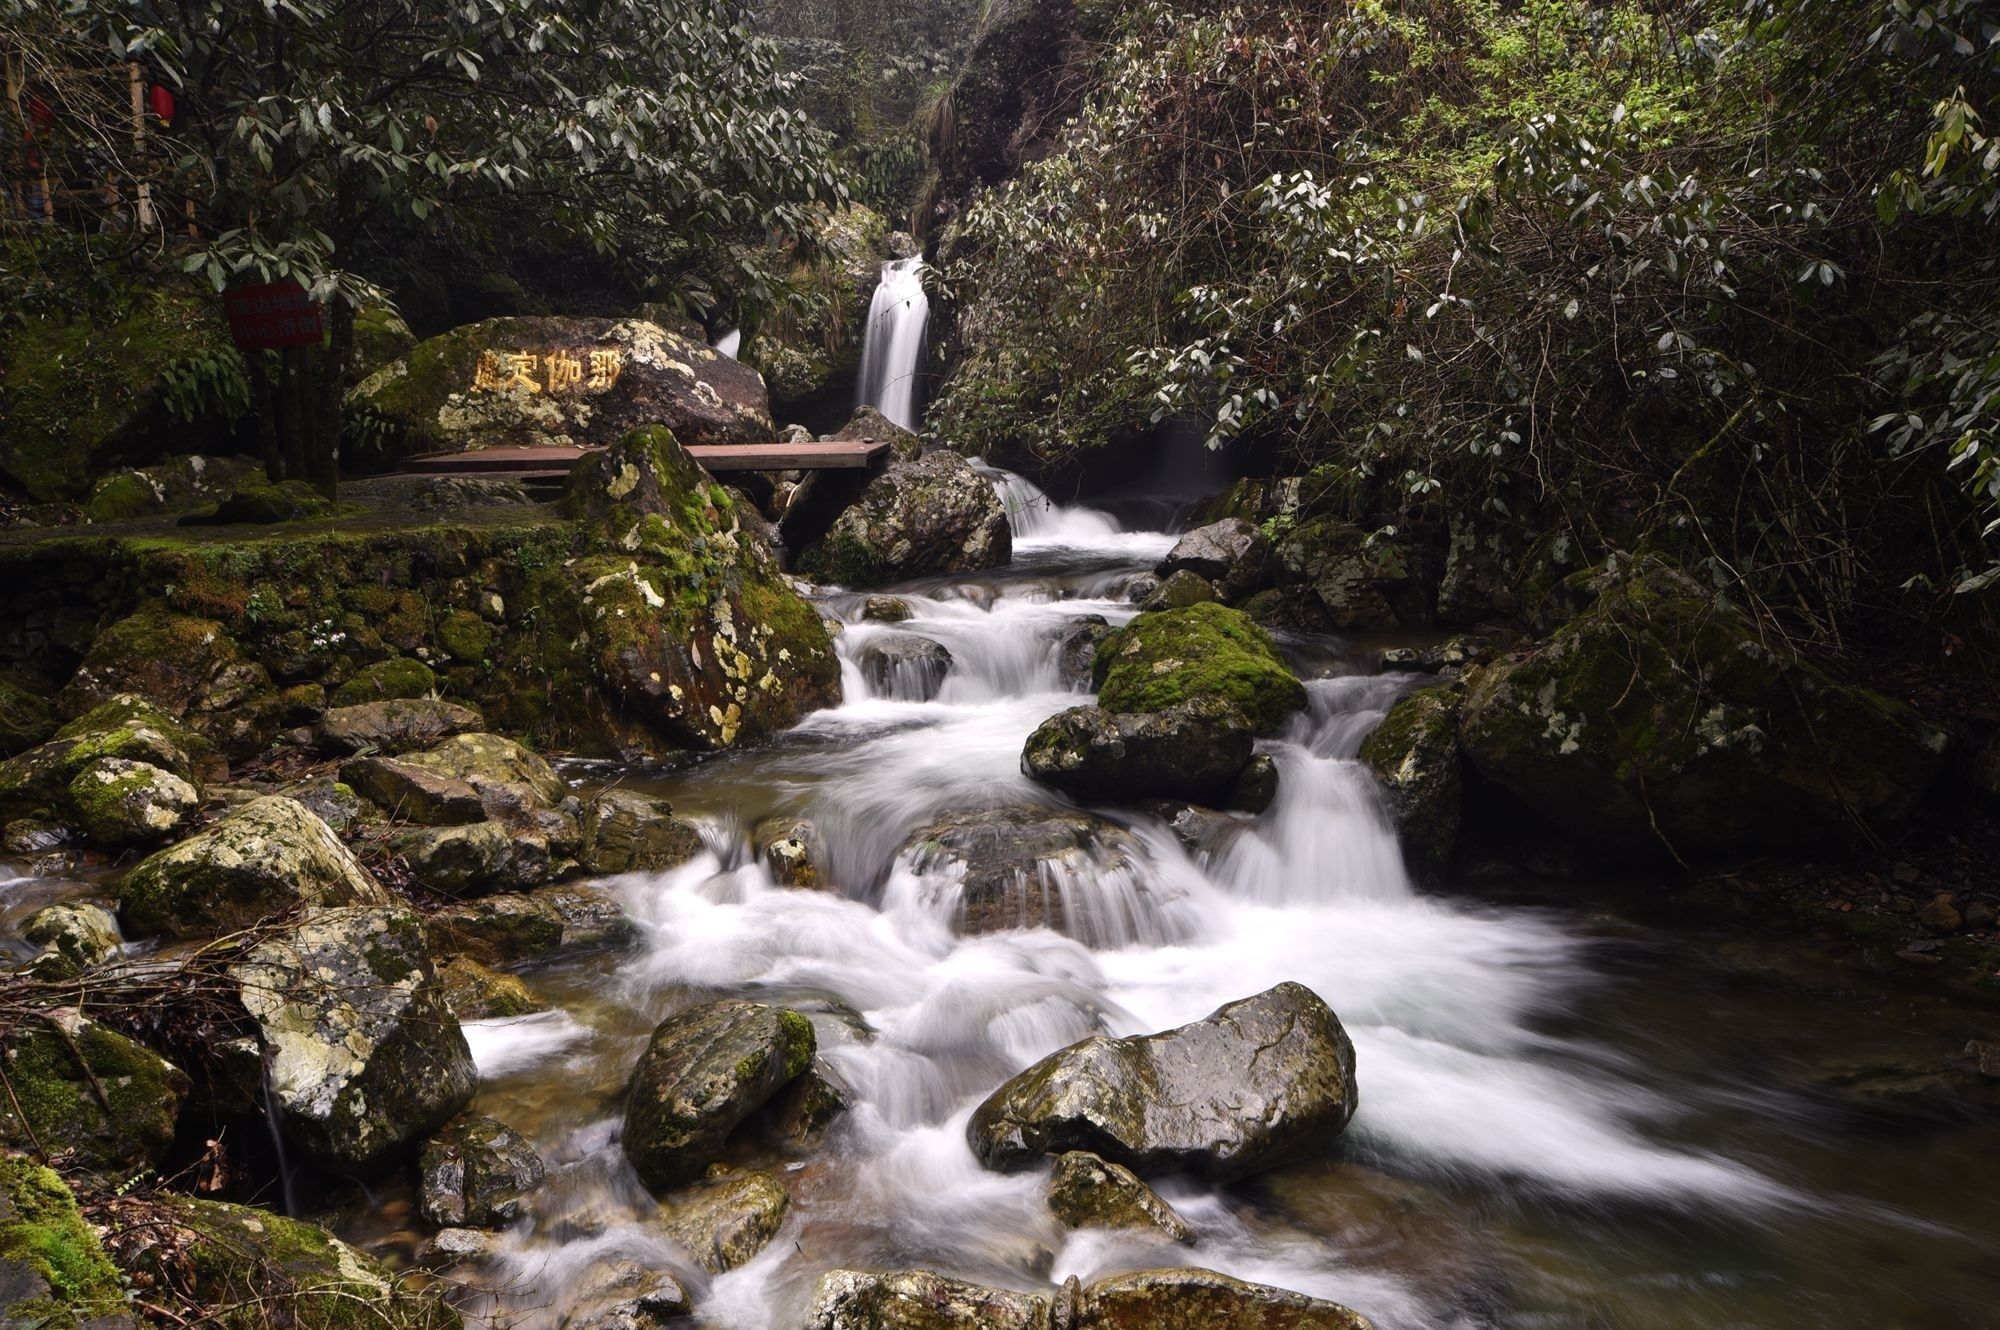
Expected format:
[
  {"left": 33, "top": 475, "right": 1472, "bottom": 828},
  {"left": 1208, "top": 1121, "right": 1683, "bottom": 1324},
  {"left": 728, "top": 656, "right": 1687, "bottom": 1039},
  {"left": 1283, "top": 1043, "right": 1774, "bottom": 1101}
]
[
  {"left": 65, "top": 757, "right": 199, "bottom": 845},
  {"left": 58, "top": 611, "right": 243, "bottom": 719},
  {"left": 0, "top": 287, "right": 237, "bottom": 503},
  {"left": 0, "top": 1155, "right": 130, "bottom": 1330},
  {"left": 967, "top": 982, "right": 1358, "bottom": 1181},
  {"left": 1273, "top": 517, "right": 1433, "bottom": 631},
  {"left": 105, "top": 1196, "right": 459, "bottom": 1330},
  {"left": 21, "top": 904, "right": 120, "bottom": 980},
  {"left": 795, "top": 449, "right": 1011, "bottom": 587},
  {"left": 1093, "top": 603, "right": 1305, "bottom": 734},
  {"left": 1077, "top": 1269, "right": 1373, "bottom": 1330},
  {"left": 577, "top": 789, "right": 704, "bottom": 876},
  {"left": 622, "top": 999, "right": 815, "bottom": 1192},
  {"left": 119, "top": 796, "right": 389, "bottom": 940},
  {"left": 560, "top": 428, "right": 841, "bottom": 750},
  {"left": 229, "top": 905, "right": 478, "bottom": 1171},
  {"left": 1358, "top": 685, "right": 1463, "bottom": 883},
  {"left": 0, "top": 696, "right": 209, "bottom": 839},
  {"left": 348, "top": 305, "right": 416, "bottom": 382},
  {"left": 418, "top": 1114, "right": 545, "bottom": 1228},
  {"left": 424, "top": 886, "right": 635, "bottom": 966},
  {"left": 392, "top": 821, "right": 549, "bottom": 896},
  {"left": 0, "top": 1010, "right": 188, "bottom": 1178},
  {"left": 1457, "top": 557, "right": 1949, "bottom": 860},
  {"left": 182, "top": 478, "right": 336, "bottom": 526},
  {"left": 81, "top": 455, "right": 260, "bottom": 524},
  {"left": 1022, "top": 698, "right": 1256, "bottom": 805},
  {"left": 329, "top": 658, "right": 437, "bottom": 706},
  {"left": 348, "top": 316, "right": 773, "bottom": 459},
  {"left": 0, "top": 677, "right": 58, "bottom": 760}
]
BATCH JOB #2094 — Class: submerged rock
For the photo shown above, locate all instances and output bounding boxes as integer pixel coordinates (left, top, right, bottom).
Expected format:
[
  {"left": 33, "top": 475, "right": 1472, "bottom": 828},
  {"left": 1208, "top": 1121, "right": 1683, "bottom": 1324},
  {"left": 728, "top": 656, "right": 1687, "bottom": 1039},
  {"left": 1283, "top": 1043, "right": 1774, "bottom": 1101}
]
[
  {"left": 1458, "top": 557, "right": 1948, "bottom": 859},
  {"left": 1157, "top": 518, "right": 1273, "bottom": 601},
  {"left": 578, "top": 789, "right": 704, "bottom": 876},
  {"left": 854, "top": 632, "right": 954, "bottom": 701},
  {"left": 968, "top": 982, "right": 1358, "bottom": 1180},
  {"left": 119, "top": 796, "right": 387, "bottom": 940},
  {"left": 623, "top": 1000, "right": 815, "bottom": 1191},
  {"left": 655, "top": 1170, "right": 790, "bottom": 1273},
  {"left": 419, "top": 1114, "right": 546, "bottom": 1228},
  {"left": 1022, "top": 699, "right": 1255, "bottom": 805},
  {"left": 1047, "top": 1150, "right": 1194, "bottom": 1243},
  {"left": 0, "top": 1009, "right": 187, "bottom": 1177},
  {"left": 230, "top": 905, "right": 477, "bottom": 1171},
  {"left": 900, "top": 807, "right": 1172, "bottom": 946},
  {"left": 796, "top": 450, "right": 1012, "bottom": 587},
  {"left": 1357, "top": 685, "right": 1462, "bottom": 883},
  {"left": 1094, "top": 603, "right": 1305, "bottom": 735}
]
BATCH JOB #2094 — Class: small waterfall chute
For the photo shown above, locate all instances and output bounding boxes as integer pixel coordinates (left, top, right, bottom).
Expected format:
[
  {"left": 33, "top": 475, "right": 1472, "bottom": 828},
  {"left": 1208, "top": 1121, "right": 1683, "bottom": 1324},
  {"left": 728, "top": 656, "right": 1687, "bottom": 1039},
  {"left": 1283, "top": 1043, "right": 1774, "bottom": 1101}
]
[
  {"left": 713, "top": 328, "right": 742, "bottom": 359},
  {"left": 857, "top": 257, "right": 930, "bottom": 432}
]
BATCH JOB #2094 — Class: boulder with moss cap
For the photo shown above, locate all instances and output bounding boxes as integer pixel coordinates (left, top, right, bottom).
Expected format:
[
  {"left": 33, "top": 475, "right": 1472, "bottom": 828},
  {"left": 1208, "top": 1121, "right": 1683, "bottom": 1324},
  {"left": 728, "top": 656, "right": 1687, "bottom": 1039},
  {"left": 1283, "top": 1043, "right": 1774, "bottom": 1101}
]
[
  {"left": 0, "top": 1154, "right": 133, "bottom": 1330},
  {"left": 1093, "top": 602, "right": 1305, "bottom": 735},
  {"left": 0, "top": 1010, "right": 188, "bottom": 1178},
  {"left": 623, "top": 999, "right": 816, "bottom": 1191}
]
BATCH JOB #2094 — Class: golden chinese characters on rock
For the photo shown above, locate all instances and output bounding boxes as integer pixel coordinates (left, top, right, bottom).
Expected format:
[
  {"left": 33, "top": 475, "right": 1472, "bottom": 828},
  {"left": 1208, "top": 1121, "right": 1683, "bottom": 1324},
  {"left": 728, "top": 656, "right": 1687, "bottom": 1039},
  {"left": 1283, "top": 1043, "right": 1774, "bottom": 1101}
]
[{"left": 471, "top": 348, "right": 626, "bottom": 395}]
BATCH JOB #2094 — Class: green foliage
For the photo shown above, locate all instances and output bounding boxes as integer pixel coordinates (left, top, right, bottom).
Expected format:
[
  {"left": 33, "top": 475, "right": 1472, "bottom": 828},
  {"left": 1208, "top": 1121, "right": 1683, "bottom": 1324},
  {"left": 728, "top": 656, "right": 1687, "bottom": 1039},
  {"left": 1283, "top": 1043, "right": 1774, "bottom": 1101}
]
[
  {"left": 159, "top": 348, "right": 252, "bottom": 428},
  {"left": 936, "top": 0, "right": 2000, "bottom": 636}
]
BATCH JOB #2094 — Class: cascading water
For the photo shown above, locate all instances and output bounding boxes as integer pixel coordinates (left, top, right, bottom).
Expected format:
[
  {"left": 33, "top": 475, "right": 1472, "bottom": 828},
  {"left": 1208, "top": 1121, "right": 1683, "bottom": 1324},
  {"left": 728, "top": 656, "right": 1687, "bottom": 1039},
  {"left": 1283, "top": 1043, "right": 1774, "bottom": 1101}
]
[
  {"left": 428, "top": 465, "right": 1991, "bottom": 1330},
  {"left": 713, "top": 328, "right": 742, "bottom": 359},
  {"left": 855, "top": 257, "right": 929, "bottom": 432}
]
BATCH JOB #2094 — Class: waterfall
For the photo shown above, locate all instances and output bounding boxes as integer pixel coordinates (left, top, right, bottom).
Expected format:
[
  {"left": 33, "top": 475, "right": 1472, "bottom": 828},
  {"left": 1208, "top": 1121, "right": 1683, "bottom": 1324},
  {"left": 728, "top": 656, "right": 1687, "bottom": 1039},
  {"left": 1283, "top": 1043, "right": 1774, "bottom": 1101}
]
[
  {"left": 857, "top": 257, "right": 929, "bottom": 432},
  {"left": 713, "top": 328, "right": 742, "bottom": 359}
]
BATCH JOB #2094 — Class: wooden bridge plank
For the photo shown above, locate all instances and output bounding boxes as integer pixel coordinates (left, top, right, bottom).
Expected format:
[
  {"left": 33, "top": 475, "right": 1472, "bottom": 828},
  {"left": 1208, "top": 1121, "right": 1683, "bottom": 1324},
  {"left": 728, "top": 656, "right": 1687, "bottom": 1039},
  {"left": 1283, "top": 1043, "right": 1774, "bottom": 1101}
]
[{"left": 401, "top": 440, "right": 890, "bottom": 477}]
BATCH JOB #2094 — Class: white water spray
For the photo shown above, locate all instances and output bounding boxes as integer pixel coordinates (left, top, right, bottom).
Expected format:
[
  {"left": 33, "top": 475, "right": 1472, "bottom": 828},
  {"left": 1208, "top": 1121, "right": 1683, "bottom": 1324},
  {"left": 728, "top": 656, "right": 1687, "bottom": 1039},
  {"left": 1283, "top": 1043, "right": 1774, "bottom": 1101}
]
[{"left": 856, "top": 257, "right": 929, "bottom": 432}]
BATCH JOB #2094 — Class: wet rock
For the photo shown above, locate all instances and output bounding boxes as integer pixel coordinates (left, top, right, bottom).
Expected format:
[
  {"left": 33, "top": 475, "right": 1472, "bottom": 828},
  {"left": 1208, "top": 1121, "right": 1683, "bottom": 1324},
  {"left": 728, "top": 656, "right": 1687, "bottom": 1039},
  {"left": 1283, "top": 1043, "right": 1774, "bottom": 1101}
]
[
  {"left": 1047, "top": 1150, "right": 1194, "bottom": 1243},
  {"left": 578, "top": 789, "right": 704, "bottom": 876},
  {"left": 1917, "top": 893, "right": 1961, "bottom": 934},
  {"left": 0, "top": 1154, "right": 133, "bottom": 1330},
  {"left": 656, "top": 1170, "right": 790, "bottom": 1273},
  {"left": 351, "top": 315, "right": 773, "bottom": 452},
  {"left": 1227, "top": 753, "right": 1280, "bottom": 814},
  {"left": 562, "top": 429, "right": 841, "bottom": 752},
  {"left": 1357, "top": 685, "right": 1462, "bottom": 883},
  {"left": 1094, "top": 603, "right": 1305, "bottom": 735},
  {"left": 119, "top": 796, "right": 388, "bottom": 940},
  {"left": 1157, "top": 518, "right": 1273, "bottom": 601},
  {"left": 1078, "top": 1268, "right": 1372, "bottom": 1329},
  {"left": 398, "top": 732, "right": 567, "bottom": 808},
  {"left": 21, "top": 902, "right": 121, "bottom": 978},
  {"left": 0, "top": 695, "right": 207, "bottom": 827},
  {"left": 623, "top": 999, "right": 815, "bottom": 1191},
  {"left": 1458, "top": 557, "right": 1948, "bottom": 859},
  {"left": 1053, "top": 616, "right": 1113, "bottom": 689},
  {"left": 968, "top": 982, "right": 1358, "bottom": 1181},
  {"left": 419, "top": 1226, "right": 498, "bottom": 1267},
  {"left": 1125, "top": 575, "right": 1160, "bottom": 606},
  {"left": 437, "top": 957, "right": 544, "bottom": 1020},
  {"left": 319, "top": 699, "right": 484, "bottom": 755},
  {"left": 339, "top": 755, "right": 487, "bottom": 826},
  {"left": 854, "top": 632, "right": 953, "bottom": 702},
  {"left": 1964, "top": 1040, "right": 2000, "bottom": 1080},
  {"left": 1022, "top": 699, "right": 1255, "bottom": 805},
  {"left": 65, "top": 757, "right": 198, "bottom": 845},
  {"left": 900, "top": 807, "right": 1170, "bottom": 946},
  {"left": 1274, "top": 517, "right": 1432, "bottom": 631},
  {"left": 0, "top": 1009, "right": 188, "bottom": 1177},
  {"left": 1139, "top": 802, "right": 1241, "bottom": 857},
  {"left": 427, "top": 886, "right": 636, "bottom": 966},
  {"left": 394, "top": 821, "right": 550, "bottom": 896},
  {"left": 762, "top": 1065, "right": 850, "bottom": 1144},
  {"left": 328, "top": 657, "right": 436, "bottom": 707},
  {"left": 557, "top": 1259, "right": 690, "bottom": 1330},
  {"left": 805, "top": 1269, "right": 1051, "bottom": 1330},
  {"left": 230, "top": 905, "right": 477, "bottom": 1171},
  {"left": 419, "top": 1114, "right": 546, "bottom": 1228},
  {"left": 755, "top": 815, "right": 823, "bottom": 889},
  {"left": 796, "top": 450, "right": 1012, "bottom": 587},
  {"left": 1139, "top": 569, "right": 1217, "bottom": 613},
  {"left": 861, "top": 596, "right": 911, "bottom": 623},
  {"left": 108, "top": 1195, "right": 459, "bottom": 1330}
]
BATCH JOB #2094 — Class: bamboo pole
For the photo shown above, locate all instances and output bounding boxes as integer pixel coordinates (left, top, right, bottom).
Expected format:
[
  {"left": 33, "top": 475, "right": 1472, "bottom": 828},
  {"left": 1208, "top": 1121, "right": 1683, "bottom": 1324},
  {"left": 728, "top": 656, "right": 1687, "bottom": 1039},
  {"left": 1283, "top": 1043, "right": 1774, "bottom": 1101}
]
[{"left": 127, "top": 60, "right": 153, "bottom": 229}]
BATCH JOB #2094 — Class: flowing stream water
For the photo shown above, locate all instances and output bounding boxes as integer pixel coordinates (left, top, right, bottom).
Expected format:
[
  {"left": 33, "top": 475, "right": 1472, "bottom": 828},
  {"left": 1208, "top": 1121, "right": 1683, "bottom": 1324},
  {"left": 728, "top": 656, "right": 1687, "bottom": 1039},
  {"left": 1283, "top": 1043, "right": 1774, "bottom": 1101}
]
[{"left": 416, "top": 470, "right": 1999, "bottom": 1330}]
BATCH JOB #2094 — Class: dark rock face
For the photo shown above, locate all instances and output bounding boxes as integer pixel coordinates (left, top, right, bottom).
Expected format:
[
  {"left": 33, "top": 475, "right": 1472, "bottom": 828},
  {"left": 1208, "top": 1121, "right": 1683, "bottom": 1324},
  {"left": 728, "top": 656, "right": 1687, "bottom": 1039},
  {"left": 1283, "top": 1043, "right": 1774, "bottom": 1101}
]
[
  {"left": 230, "top": 905, "right": 478, "bottom": 1171},
  {"left": 561, "top": 429, "right": 842, "bottom": 751},
  {"left": 578, "top": 789, "right": 704, "bottom": 875},
  {"left": 655, "top": 1170, "right": 790, "bottom": 1273},
  {"left": 1053, "top": 616, "right": 1112, "bottom": 689},
  {"left": 1273, "top": 518, "right": 1434, "bottom": 631},
  {"left": 1022, "top": 699, "right": 1255, "bottom": 804},
  {"left": 1157, "top": 518, "right": 1273, "bottom": 601},
  {"left": 1458, "top": 558, "right": 1947, "bottom": 860},
  {"left": 796, "top": 451, "right": 1012, "bottom": 587},
  {"left": 0, "top": 1010, "right": 188, "bottom": 1178},
  {"left": 119, "top": 796, "right": 388, "bottom": 940},
  {"left": 1357, "top": 685, "right": 1462, "bottom": 883},
  {"left": 419, "top": 1115, "right": 546, "bottom": 1228},
  {"left": 319, "top": 699, "right": 484, "bottom": 755},
  {"left": 854, "top": 632, "right": 953, "bottom": 702},
  {"left": 900, "top": 806, "right": 1178, "bottom": 946},
  {"left": 804, "top": 1267, "right": 1375, "bottom": 1330},
  {"left": 622, "top": 1000, "right": 815, "bottom": 1192},
  {"left": 350, "top": 315, "right": 773, "bottom": 454},
  {"left": 1047, "top": 1151, "right": 1194, "bottom": 1243},
  {"left": 968, "top": 982, "right": 1358, "bottom": 1181}
]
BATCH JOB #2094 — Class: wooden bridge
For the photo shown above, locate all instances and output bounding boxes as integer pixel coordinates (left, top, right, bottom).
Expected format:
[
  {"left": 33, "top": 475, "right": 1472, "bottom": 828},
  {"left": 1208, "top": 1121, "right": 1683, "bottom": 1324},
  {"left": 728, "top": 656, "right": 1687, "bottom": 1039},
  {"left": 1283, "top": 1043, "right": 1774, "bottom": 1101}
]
[{"left": 402, "top": 441, "right": 891, "bottom": 484}]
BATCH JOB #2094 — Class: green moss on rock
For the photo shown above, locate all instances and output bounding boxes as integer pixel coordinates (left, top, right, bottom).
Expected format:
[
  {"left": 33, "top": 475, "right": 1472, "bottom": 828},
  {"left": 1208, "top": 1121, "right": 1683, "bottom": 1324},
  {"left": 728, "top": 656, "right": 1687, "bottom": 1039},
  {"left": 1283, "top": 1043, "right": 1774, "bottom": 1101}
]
[
  {"left": 330, "top": 657, "right": 436, "bottom": 706},
  {"left": 0, "top": 1011, "right": 189, "bottom": 1177},
  {"left": 0, "top": 676, "right": 58, "bottom": 759},
  {"left": 1094, "top": 602, "right": 1306, "bottom": 734},
  {"left": 1358, "top": 685, "right": 1463, "bottom": 883},
  {"left": 0, "top": 1154, "right": 129, "bottom": 1330}
]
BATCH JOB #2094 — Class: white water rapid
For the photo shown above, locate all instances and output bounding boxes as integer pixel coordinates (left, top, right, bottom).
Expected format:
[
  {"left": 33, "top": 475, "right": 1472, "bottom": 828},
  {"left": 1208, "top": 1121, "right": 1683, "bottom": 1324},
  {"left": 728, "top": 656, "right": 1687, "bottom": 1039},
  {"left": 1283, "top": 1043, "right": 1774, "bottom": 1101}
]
[
  {"left": 855, "top": 257, "right": 929, "bottom": 432},
  {"left": 713, "top": 328, "right": 742, "bottom": 360},
  {"left": 449, "top": 469, "right": 1842, "bottom": 1330}
]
